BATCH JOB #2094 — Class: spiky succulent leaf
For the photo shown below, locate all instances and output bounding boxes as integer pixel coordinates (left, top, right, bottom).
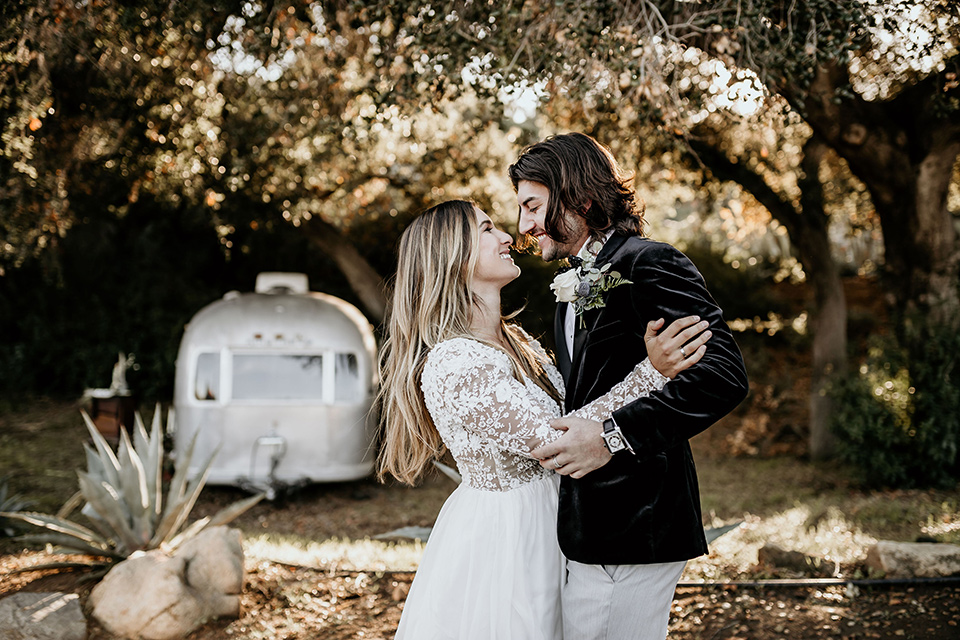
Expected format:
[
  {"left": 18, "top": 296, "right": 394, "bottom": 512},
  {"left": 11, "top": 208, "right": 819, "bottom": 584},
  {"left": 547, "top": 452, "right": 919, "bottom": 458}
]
[
  {"left": 0, "top": 510, "right": 109, "bottom": 546},
  {"left": 80, "top": 410, "right": 121, "bottom": 488},
  {"left": 148, "top": 495, "right": 188, "bottom": 548},
  {"left": 116, "top": 427, "right": 150, "bottom": 541},
  {"left": 167, "top": 491, "right": 265, "bottom": 550},
  {"left": 13, "top": 407, "right": 254, "bottom": 566},
  {"left": 0, "top": 477, "right": 27, "bottom": 511},
  {"left": 163, "top": 429, "right": 199, "bottom": 510},
  {"left": 76, "top": 472, "right": 143, "bottom": 554},
  {"left": 79, "top": 503, "right": 120, "bottom": 545},
  {"left": 206, "top": 492, "right": 265, "bottom": 528},
  {"left": 15, "top": 533, "right": 123, "bottom": 559},
  {"left": 144, "top": 404, "right": 164, "bottom": 525},
  {"left": 82, "top": 444, "right": 108, "bottom": 486},
  {"left": 133, "top": 410, "right": 149, "bottom": 451},
  {"left": 165, "top": 516, "right": 211, "bottom": 550},
  {"left": 57, "top": 491, "right": 84, "bottom": 519},
  {"left": 0, "top": 492, "right": 32, "bottom": 514},
  {"left": 150, "top": 447, "right": 216, "bottom": 547}
]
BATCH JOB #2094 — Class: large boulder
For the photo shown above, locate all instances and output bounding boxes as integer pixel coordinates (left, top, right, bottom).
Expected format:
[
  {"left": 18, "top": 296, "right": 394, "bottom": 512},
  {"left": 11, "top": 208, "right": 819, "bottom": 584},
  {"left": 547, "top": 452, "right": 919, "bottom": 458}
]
[
  {"left": 0, "top": 592, "right": 86, "bottom": 640},
  {"left": 89, "top": 526, "right": 244, "bottom": 640},
  {"left": 865, "top": 540, "right": 960, "bottom": 578}
]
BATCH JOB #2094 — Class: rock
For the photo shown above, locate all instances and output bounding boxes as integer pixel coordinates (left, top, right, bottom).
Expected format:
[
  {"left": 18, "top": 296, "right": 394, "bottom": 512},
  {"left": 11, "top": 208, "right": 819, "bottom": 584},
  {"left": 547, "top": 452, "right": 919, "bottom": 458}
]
[
  {"left": 89, "top": 526, "right": 245, "bottom": 640},
  {"left": 757, "top": 543, "right": 834, "bottom": 577},
  {"left": 0, "top": 592, "right": 86, "bottom": 640},
  {"left": 177, "top": 526, "right": 244, "bottom": 596},
  {"left": 89, "top": 550, "right": 203, "bottom": 640},
  {"left": 865, "top": 540, "right": 960, "bottom": 578},
  {"left": 177, "top": 526, "right": 244, "bottom": 617}
]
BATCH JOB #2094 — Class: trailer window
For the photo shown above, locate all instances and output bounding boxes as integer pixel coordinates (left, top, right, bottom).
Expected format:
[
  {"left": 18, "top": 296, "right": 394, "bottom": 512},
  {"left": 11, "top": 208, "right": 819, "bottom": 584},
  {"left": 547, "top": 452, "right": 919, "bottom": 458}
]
[
  {"left": 195, "top": 353, "right": 220, "bottom": 401},
  {"left": 232, "top": 354, "right": 324, "bottom": 401},
  {"left": 335, "top": 353, "right": 362, "bottom": 402}
]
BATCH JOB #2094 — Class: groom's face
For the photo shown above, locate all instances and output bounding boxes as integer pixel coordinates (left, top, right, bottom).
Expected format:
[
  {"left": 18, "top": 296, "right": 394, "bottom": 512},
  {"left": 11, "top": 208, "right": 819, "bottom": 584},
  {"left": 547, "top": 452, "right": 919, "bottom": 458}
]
[{"left": 516, "top": 180, "right": 588, "bottom": 262}]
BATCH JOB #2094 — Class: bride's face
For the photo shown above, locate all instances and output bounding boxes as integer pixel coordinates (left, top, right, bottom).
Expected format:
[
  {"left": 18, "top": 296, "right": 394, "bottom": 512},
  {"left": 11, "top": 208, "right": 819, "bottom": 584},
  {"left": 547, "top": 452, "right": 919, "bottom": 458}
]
[{"left": 471, "top": 208, "right": 520, "bottom": 289}]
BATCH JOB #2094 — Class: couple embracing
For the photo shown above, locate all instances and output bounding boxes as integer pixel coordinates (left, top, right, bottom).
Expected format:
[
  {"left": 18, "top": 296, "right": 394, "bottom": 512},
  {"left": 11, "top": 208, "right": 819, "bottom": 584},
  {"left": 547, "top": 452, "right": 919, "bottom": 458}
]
[{"left": 378, "top": 133, "right": 749, "bottom": 640}]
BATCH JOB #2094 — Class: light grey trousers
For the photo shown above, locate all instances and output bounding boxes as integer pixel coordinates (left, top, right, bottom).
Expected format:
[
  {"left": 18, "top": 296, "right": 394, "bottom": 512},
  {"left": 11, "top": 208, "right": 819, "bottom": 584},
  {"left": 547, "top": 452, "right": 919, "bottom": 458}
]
[{"left": 562, "top": 559, "right": 686, "bottom": 640}]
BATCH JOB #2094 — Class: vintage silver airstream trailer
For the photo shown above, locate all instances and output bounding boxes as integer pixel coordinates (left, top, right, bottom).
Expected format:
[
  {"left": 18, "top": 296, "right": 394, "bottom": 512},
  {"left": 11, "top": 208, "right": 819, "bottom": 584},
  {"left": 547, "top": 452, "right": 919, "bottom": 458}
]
[{"left": 172, "top": 272, "right": 378, "bottom": 497}]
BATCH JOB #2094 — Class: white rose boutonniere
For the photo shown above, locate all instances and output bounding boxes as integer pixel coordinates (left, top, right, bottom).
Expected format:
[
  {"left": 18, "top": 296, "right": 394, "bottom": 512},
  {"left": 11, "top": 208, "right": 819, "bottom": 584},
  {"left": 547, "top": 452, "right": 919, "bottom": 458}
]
[
  {"left": 549, "top": 268, "right": 581, "bottom": 303},
  {"left": 550, "top": 241, "right": 632, "bottom": 327}
]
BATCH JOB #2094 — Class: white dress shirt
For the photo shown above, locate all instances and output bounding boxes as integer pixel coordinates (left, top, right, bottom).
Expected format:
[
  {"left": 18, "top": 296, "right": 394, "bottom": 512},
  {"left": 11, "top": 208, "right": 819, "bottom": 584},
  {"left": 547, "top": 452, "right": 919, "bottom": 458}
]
[{"left": 564, "top": 231, "right": 615, "bottom": 358}]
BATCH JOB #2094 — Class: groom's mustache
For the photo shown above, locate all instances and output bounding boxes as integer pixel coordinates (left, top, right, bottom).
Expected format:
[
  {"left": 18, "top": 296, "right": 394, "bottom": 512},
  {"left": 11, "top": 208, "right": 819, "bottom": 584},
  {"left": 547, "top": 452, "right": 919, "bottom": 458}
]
[{"left": 513, "top": 233, "right": 541, "bottom": 254}]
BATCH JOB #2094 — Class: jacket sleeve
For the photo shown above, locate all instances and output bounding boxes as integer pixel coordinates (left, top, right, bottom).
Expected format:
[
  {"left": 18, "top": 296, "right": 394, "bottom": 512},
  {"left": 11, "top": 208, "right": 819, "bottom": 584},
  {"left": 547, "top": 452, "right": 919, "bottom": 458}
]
[{"left": 610, "top": 242, "right": 749, "bottom": 459}]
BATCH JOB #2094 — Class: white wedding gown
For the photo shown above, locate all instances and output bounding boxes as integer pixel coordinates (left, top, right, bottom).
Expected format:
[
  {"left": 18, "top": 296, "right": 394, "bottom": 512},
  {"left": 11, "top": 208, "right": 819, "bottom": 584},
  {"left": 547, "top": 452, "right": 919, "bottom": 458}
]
[{"left": 395, "top": 335, "right": 669, "bottom": 640}]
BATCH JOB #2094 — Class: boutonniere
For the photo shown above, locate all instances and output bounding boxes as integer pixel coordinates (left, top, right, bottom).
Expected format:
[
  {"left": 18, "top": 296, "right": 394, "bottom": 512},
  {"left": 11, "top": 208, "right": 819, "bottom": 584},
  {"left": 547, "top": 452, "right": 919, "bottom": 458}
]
[{"left": 549, "top": 241, "right": 632, "bottom": 327}]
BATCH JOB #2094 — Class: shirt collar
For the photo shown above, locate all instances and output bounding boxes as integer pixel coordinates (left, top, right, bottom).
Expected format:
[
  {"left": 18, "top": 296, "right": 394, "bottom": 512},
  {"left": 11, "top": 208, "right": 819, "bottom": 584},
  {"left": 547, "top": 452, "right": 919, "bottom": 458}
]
[{"left": 576, "top": 229, "right": 615, "bottom": 261}]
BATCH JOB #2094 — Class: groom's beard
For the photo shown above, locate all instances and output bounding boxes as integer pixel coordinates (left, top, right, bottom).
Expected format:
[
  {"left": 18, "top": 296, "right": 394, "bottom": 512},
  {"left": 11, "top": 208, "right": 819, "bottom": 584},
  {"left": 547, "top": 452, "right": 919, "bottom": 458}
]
[
  {"left": 538, "top": 217, "right": 589, "bottom": 263},
  {"left": 539, "top": 240, "right": 564, "bottom": 262}
]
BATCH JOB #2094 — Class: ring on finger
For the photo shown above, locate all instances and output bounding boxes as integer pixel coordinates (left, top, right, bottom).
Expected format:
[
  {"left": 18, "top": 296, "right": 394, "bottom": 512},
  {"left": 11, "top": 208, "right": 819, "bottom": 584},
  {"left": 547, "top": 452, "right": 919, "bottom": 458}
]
[
  {"left": 554, "top": 458, "right": 563, "bottom": 469},
  {"left": 680, "top": 345, "right": 688, "bottom": 358}
]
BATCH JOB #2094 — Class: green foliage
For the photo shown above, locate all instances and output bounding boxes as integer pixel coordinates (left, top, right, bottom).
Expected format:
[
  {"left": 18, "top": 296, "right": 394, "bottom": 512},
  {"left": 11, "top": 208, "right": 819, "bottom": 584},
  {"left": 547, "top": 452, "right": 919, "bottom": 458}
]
[
  {"left": 829, "top": 330, "right": 960, "bottom": 488},
  {"left": 0, "top": 1, "right": 528, "bottom": 399},
  {"left": 0, "top": 406, "right": 263, "bottom": 569}
]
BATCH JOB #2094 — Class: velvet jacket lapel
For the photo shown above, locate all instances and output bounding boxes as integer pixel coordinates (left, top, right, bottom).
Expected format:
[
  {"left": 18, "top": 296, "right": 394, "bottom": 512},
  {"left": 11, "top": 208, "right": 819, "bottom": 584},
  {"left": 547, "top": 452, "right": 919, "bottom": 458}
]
[{"left": 565, "top": 234, "right": 628, "bottom": 410}]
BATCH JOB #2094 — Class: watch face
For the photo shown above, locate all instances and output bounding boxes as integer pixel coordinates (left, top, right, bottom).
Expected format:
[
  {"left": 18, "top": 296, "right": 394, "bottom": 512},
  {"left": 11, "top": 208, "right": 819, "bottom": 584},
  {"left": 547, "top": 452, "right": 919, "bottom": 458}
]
[{"left": 605, "top": 434, "right": 625, "bottom": 452}]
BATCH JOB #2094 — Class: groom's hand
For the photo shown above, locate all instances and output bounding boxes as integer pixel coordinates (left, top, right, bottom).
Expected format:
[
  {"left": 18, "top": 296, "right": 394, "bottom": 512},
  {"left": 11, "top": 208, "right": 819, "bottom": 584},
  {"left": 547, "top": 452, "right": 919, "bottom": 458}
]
[{"left": 532, "top": 417, "right": 611, "bottom": 478}]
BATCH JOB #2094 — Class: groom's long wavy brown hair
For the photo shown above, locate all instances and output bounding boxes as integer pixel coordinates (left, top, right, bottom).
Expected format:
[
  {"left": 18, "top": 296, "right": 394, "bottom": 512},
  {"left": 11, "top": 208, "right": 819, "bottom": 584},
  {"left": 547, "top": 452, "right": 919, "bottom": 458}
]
[{"left": 508, "top": 132, "right": 645, "bottom": 251}]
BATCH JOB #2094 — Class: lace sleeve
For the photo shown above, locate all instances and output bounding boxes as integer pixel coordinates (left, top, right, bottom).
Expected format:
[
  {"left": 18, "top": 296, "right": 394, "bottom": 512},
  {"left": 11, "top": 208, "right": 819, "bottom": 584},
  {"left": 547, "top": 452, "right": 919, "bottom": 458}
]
[
  {"left": 569, "top": 358, "right": 669, "bottom": 422},
  {"left": 421, "top": 339, "right": 563, "bottom": 458}
]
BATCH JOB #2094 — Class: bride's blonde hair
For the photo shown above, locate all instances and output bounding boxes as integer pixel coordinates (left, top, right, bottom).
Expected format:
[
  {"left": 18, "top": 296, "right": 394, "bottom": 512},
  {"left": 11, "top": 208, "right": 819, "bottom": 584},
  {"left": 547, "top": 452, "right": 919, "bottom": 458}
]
[{"left": 377, "top": 200, "right": 562, "bottom": 485}]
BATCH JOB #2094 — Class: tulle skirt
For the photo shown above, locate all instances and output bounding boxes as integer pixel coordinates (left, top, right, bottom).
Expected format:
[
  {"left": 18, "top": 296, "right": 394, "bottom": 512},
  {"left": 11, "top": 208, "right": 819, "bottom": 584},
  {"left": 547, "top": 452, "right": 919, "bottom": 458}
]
[{"left": 395, "top": 474, "right": 564, "bottom": 640}]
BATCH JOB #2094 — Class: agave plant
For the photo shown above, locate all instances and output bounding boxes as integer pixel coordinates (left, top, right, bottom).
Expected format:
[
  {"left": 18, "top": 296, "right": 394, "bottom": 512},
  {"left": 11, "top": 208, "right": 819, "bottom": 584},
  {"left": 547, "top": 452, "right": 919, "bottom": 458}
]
[
  {"left": 0, "top": 405, "right": 263, "bottom": 568},
  {"left": 0, "top": 476, "right": 34, "bottom": 537}
]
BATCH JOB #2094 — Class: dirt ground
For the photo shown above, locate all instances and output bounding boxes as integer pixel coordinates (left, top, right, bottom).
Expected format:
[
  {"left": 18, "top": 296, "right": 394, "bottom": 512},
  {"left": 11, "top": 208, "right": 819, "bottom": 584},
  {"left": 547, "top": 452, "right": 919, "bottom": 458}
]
[
  {"left": 3, "top": 527, "right": 959, "bottom": 639},
  {"left": 3, "top": 466, "right": 959, "bottom": 640}
]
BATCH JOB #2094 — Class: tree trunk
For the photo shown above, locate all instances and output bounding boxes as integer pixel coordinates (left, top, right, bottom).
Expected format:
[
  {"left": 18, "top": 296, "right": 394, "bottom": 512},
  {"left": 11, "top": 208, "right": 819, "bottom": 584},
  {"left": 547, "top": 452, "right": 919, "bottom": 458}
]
[
  {"left": 796, "top": 63, "right": 960, "bottom": 341},
  {"left": 795, "top": 135, "right": 846, "bottom": 460},
  {"left": 688, "top": 132, "right": 846, "bottom": 459},
  {"left": 301, "top": 216, "right": 387, "bottom": 325},
  {"left": 877, "top": 137, "right": 960, "bottom": 333}
]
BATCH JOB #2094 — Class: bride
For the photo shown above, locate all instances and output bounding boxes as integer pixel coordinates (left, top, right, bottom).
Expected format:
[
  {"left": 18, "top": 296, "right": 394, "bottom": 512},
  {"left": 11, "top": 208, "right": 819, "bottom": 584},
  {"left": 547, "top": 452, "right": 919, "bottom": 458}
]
[{"left": 377, "top": 200, "right": 708, "bottom": 639}]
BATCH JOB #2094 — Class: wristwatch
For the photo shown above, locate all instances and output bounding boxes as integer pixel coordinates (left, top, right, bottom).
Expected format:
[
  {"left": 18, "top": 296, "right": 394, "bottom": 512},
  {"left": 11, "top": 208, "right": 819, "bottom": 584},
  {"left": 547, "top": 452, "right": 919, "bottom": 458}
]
[{"left": 601, "top": 417, "right": 635, "bottom": 455}]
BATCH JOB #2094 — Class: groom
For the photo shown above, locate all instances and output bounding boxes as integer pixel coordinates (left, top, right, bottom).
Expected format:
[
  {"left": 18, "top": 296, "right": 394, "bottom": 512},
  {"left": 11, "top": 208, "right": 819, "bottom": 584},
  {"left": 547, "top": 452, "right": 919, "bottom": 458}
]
[{"left": 510, "top": 133, "right": 748, "bottom": 640}]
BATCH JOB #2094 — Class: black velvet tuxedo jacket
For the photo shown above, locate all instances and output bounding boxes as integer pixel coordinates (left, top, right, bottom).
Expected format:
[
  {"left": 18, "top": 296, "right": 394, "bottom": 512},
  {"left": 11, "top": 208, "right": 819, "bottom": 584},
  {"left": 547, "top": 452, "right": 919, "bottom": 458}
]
[{"left": 554, "top": 234, "right": 749, "bottom": 565}]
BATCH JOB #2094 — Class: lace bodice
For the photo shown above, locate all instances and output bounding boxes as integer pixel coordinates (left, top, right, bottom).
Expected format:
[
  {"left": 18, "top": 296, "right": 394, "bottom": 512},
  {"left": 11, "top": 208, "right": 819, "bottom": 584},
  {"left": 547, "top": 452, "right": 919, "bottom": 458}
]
[{"left": 420, "top": 337, "right": 669, "bottom": 491}]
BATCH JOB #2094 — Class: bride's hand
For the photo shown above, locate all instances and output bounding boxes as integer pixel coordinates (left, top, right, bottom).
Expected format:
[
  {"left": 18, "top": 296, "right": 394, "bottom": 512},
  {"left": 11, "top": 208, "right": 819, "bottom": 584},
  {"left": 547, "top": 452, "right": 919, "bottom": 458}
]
[{"left": 644, "top": 316, "right": 711, "bottom": 378}]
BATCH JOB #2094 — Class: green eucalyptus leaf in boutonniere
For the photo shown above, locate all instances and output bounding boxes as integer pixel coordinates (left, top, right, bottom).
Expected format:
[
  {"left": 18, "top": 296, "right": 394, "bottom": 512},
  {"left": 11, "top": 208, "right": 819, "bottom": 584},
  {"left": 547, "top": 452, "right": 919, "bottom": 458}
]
[{"left": 549, "top": 247, "right": 632, "bottom": 327}]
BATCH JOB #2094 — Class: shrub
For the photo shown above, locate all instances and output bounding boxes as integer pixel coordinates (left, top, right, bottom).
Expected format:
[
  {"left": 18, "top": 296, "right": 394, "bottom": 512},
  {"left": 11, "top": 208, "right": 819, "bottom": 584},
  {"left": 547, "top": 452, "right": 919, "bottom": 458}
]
[
  {"left": 0, "top": 406, "right": 263, "bottom": 571},
  {"left": 829, "top": 330, "right": 960, "bottom": 488}
]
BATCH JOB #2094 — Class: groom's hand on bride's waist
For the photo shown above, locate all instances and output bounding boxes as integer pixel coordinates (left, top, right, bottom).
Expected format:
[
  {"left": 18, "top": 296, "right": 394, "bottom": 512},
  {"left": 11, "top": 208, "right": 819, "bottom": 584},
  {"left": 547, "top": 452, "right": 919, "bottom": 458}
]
[{"left": 532, "top": 417, "right": 611, "bottom": 478}]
